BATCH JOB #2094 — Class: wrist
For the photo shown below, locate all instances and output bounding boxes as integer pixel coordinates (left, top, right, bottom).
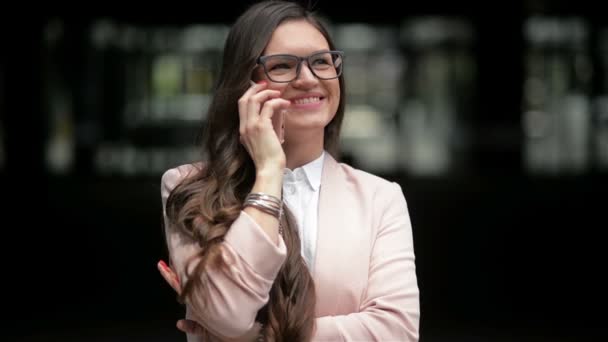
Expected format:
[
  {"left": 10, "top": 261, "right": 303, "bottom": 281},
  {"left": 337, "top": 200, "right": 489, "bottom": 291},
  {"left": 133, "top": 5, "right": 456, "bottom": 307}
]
[
  {"left": 256, "top": 165, "right": 284, "bottom": 181},
  {"left": 253, "top": 169, "right": 283, "bottom": 198}
]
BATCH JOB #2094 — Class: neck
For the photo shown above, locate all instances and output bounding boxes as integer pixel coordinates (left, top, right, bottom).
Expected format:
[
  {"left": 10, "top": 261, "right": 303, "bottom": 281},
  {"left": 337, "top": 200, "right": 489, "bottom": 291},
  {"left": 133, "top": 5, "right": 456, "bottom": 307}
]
[{"left": 283, "top": 130, "right": 324, "bottom": 170}]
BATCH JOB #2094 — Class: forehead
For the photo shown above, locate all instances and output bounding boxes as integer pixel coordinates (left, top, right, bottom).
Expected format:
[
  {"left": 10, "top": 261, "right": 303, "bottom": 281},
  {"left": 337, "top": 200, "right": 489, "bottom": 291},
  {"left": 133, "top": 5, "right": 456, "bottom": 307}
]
[{"left": 264, "top": 19, "right": 330, "bottom": 56}]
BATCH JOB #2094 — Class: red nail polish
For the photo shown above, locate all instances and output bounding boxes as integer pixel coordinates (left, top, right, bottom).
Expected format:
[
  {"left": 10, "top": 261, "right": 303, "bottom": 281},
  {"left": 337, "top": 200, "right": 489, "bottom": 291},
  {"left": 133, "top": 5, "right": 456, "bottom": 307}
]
[{"left": 159, "top": 260, "right": 168, "bottom": 270}]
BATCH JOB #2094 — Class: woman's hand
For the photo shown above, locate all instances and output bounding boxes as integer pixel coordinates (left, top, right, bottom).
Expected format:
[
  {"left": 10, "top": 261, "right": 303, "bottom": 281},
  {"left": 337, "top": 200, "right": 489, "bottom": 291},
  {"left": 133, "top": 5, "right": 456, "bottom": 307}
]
[
  {"left": 238, "top": 81, "right": 290, "bottom": 173},
  {"left": 157, "top": 260, "right": 205, "bottom": 335}
]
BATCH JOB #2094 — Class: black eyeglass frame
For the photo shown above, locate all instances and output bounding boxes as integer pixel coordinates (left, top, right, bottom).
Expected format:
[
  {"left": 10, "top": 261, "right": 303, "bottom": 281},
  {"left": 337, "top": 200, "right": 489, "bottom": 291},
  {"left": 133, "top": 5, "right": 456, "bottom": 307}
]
[{"left": 256, "top": 50, "right": 344, "bottom": 83}]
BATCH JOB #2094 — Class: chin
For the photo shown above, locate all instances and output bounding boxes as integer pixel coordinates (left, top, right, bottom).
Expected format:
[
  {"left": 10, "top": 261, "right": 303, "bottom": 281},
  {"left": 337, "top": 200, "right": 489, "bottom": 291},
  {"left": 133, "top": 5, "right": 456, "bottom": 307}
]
[
  {"left": 287, "top": 120, "right": 328, "bottom": 133},
  {"left": 287, "top": 112, "right": 334, "bottom": 130}
]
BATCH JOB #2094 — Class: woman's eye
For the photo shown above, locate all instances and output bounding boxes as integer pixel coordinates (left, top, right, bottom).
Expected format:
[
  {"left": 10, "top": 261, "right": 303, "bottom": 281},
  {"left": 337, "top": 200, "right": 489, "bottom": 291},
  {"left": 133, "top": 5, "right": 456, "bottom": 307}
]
[
  {"left": 312, "top": 58, "right": 330, "bottom": 66},
  {"left": 269, "top": 63, "right": 292, "bottom": 71}
]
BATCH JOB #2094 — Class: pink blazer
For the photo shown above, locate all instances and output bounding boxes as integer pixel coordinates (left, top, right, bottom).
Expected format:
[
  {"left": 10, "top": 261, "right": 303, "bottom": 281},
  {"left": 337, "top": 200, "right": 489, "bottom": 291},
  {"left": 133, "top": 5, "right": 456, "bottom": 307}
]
[{"left": 161, "top": 154, "right": 420, "bottom": 341}]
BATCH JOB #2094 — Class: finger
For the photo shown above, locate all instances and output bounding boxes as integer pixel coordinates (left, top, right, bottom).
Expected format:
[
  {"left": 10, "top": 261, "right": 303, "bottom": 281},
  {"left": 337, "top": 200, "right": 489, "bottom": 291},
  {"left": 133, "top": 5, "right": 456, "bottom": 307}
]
[
  {"left": 260, "top": 97, "right": 291, "bottom": 122},
  {"left": 157, "top": 261, "right": 181, "bottom": 294},
  {"left": 238, "top": 81, "right": 268, "bottom": 133},
  {"left": 157, "top": 261, "right": 175, "bottom": 289},
  {"left": 177, "top": 319, "right": 207, "bottom": 335},
  {"left": 158, "top": 260, "right": 179, "bottom": 284},
  {"left": 246, "top": 88, "right": 282, "bottom": 124}
]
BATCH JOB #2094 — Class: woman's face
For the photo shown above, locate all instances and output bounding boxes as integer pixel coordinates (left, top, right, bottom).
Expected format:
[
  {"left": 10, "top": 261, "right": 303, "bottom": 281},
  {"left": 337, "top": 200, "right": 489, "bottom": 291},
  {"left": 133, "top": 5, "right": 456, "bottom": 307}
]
[{"left": 255, "top": 19, "right": 341, "bottom": 139}]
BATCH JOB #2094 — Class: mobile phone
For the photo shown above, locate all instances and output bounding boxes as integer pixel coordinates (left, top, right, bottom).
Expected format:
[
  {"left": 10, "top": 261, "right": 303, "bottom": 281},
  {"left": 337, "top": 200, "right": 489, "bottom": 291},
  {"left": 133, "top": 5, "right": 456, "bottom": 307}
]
[{"left": 273, "top": 109, "right": 285, "bottom": 144}]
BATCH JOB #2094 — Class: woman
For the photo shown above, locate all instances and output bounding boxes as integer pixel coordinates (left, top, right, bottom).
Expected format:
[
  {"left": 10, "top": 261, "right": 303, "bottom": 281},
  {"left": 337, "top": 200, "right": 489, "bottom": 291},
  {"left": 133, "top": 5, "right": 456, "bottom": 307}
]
[{"left": 157, "top": 1, "right": 420, "bottom": 340}]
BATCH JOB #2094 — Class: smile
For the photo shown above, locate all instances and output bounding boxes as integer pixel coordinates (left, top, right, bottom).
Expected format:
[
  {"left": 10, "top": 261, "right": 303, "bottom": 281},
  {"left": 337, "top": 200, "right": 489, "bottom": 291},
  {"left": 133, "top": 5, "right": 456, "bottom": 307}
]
[{"left": 293, "top": 97, "right": 321, "bottom": 105}]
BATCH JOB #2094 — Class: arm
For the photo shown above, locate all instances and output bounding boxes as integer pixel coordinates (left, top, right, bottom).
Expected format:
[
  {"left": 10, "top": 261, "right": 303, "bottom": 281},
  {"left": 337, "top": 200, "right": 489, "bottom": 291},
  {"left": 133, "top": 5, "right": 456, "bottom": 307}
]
[
  {"left": 161, "top": 166, "right": 287, "bottom": 339},
  {"left": 313, "top": 181, "right": 420, "bottom": 341}
]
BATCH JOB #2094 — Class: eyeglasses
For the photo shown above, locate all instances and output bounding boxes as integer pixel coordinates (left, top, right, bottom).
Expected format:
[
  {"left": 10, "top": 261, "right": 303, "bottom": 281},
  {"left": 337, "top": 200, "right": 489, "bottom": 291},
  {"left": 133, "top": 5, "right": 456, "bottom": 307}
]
[{"left": 257, "top": 50, "right": 344, "bottom": 83}]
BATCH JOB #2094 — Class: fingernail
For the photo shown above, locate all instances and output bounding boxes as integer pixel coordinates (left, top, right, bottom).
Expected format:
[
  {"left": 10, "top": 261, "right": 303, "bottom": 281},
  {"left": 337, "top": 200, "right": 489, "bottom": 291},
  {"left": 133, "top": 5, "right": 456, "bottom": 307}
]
[
  {"left": 158, "top": 260, "right": 168, "bottom": 270},
  {"left": 256, "top": 80, "right": 267, "bottom": 85}
]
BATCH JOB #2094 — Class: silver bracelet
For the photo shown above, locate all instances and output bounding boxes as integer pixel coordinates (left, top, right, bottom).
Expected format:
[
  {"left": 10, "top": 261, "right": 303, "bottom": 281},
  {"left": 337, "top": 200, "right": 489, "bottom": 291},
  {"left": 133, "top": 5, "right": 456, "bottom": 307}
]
[
  {"left": 244, "top": 198, "right": 281, "bottom": 218},
  {"left": 246, "top": 192, "right": 282, "bottom": 204},
  {"left": 244, "top": 192, "right": 284, "bottom": 235}
]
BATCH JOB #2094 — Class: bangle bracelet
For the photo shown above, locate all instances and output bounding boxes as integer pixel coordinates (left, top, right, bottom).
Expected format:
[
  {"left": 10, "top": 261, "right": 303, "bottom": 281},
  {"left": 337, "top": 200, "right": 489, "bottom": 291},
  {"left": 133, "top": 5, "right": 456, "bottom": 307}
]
[
  {"left": 244, "top": 198, "right": 281, "bottom": 218},
  {"left": 243, "top": 192, "right": 284, "bottom": 235},
  {"left": 246, "top": 192, "right": 281, "bottom": 204}
]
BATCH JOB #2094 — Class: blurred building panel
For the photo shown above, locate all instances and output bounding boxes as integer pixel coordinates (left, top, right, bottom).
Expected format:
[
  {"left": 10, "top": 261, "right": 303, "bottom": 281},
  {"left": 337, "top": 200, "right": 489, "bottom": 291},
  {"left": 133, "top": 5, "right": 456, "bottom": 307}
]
[
  {"left": 43, "top": 19, "right": 75, "bottom": 174},
  {"left": 398, "top": 17, "right": 476, "bottom": 176},
  {"left": 90, "top": 22, "right": 228, "bottom": 177},
  {"left": 595, "top": 97, "right": 608, "bottom": 170},
  {"left": 43, "top": 19, "right": 229, "bottom": 177},
  {"left": 522, "top": 16, "right": 592, "bottom": 175},
  {"left": 94, "top": 143, "right": 200, "bottom": 177},
  {"left": 334, "top": 23, "right": 403, "bottom": 173},
  {"left": 595, "top": 28, "right": 608, "bottom": 171}
]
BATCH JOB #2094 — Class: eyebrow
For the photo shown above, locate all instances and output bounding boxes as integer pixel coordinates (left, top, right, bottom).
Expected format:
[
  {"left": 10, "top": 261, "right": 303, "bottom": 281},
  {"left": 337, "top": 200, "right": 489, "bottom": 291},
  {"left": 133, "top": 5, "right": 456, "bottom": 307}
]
[{"left": 266, "top": 49, "right": 332, "bottom": 56}]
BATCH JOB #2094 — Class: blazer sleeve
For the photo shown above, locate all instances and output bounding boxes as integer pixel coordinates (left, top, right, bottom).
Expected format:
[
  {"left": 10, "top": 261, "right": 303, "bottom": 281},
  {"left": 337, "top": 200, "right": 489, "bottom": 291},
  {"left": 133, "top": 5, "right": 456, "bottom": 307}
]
[
  {"left": 313, "top": 181, "right": 420, "bottom": 341},
  {"left": 161, "top": 166, "right": 288, "bottom": 339}
]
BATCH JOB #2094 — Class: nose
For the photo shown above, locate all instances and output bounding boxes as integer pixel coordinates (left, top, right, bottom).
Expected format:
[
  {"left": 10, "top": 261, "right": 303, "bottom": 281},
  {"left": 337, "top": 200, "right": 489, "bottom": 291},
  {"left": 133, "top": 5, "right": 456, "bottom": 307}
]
[{"left": 292, "top": 62, "right": 318, "bottom": 87}]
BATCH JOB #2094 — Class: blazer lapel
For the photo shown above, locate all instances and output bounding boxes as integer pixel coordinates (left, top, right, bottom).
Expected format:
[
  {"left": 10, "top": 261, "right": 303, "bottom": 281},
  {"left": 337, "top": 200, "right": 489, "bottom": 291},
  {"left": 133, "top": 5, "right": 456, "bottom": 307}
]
[{"left": 313, "top": 154, "right": 347, "bottom": 316}]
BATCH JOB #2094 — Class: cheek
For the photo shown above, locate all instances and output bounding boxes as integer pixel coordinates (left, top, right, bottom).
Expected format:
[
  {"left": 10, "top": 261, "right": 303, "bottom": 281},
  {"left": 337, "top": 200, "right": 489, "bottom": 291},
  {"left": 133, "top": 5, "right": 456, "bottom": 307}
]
[
  {"left": 271, "top": 84, "right": 289, "bottom": 95},
  {"left": 330, "top": 83, "right": 340, "bottom": 111},
  {"left": 329, "top": 81, "right": 340, "bottom": 101}
]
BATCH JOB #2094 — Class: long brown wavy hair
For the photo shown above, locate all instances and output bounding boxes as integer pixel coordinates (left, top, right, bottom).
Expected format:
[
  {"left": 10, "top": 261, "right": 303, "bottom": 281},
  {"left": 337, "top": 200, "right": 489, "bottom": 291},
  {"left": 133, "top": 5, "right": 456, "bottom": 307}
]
[{"left": 165, "top": 1, "right": 346, "bottom": 341}]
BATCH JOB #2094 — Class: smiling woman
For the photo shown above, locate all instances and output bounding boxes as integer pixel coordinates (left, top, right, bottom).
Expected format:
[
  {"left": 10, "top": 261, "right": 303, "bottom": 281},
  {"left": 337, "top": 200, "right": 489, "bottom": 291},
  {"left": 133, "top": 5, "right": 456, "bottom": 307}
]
[{"left": 157, "top": 1, "right": 420, "bottom": 341}]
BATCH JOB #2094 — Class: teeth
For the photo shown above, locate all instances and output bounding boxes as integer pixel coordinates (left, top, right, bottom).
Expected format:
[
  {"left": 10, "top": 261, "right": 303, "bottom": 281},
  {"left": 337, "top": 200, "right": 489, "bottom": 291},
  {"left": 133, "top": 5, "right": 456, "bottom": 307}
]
[{"left": 294, "top": 97, "right": 320, "bottom": 105}]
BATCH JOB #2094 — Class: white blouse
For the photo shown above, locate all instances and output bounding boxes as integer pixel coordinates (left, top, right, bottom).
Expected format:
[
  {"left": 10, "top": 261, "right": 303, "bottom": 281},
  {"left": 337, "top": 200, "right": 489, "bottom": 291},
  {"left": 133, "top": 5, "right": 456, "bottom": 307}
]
[{"left": 281, "top": 151, "right": 324, "bottom": 271}]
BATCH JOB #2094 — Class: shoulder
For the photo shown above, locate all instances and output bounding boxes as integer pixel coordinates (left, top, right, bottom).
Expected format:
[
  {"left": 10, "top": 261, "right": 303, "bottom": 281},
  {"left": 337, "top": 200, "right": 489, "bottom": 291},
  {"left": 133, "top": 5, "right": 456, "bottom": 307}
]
[
  {"left": 330, "top": 158, "right": 408, "bottom": 214},
  {"left": 331, "top": 161, "right": 410, "bottom": 230},
  {"left": 335, "top": 160, "right": 402, "bottom": 195},
  {"left": 160, "top": 162, "right": 204, "bottom": 198}
]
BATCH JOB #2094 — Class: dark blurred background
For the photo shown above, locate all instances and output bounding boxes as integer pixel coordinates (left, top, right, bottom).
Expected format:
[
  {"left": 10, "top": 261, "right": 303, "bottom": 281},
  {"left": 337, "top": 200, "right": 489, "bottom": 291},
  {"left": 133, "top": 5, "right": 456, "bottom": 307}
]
[{"left": 2, "top": 0, "right": 607, "bottom": 341}]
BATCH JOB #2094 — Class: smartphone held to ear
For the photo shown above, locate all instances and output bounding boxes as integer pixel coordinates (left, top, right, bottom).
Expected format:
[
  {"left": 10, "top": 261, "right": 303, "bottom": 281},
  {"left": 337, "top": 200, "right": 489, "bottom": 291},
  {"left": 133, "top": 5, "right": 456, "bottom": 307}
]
[{"left": 273, "top": 110, "right": 285, "bottom": 144}]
